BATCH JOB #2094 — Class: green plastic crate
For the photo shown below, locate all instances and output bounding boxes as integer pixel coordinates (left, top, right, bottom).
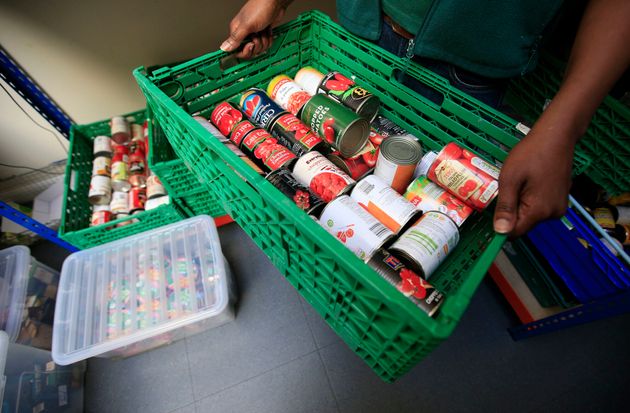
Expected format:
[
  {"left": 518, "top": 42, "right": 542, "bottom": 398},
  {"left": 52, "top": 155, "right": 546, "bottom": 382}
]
[
  {"left": 147, "top": 109, "right": 226, "bottom": 218},
  {"left": 133, "top": 11, "right": 519, "bottom": 382},
  {"left": 506, "top": 52, "right": 630, "bottom": 195},
  {"left": 59, "top": 110, "right": 185, "bottom": 250}
]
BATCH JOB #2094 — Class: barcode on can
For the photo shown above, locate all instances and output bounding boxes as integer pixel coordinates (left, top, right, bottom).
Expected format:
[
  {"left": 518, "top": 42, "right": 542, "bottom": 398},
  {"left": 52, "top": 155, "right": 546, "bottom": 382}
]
[
  {"left": 368, "top": 222, "right": 390, "bottom": 238},
  {"left": 358, "top": 180, "right": 375, "bottom": 195}
]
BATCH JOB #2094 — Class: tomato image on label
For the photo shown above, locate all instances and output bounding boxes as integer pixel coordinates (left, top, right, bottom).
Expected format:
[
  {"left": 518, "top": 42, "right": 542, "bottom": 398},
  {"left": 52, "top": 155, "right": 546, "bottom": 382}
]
[
  {"left": 310, "top": 172, "right": 347, "bottom": 202},
  {"left": 369, "top": 130, "right": 384, "bottom": 146},
  {"left": 212, "top": 103, "right": 244, "bottom": 137},
  {"left": 323, "top": 73, "right": 355, "bottom": 93},
  {"left": 322, "top": 118, "right": 336, "bottom": 144},
  {"left": 293, "top": 190, "right": 311, "bottom": 210},
  {"left": 399, "top": 268, "right": 428, "bottom": 300},
  {"left": 243, "top": 94, "right": 261, "bottom": 118},
  {"left": 362, "top": 148, "right": 378, "bottom": 167}
]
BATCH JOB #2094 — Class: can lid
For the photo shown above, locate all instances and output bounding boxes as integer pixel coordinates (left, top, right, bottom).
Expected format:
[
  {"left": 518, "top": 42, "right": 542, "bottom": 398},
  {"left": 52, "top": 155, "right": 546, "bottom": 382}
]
[
  {"left": 416, "top": 151, "right": 438, "bottom": 177},
  {"left": 356, "top": 95, "right": 381, "bottom": 123},
  {"left": 294, "top": 67, "right": 325, "bottom": 96},
  {"left": 339, "top": 118, "right": 371, "bottom": 158},
  {"left": 380, "top": 136, "right": 423, "bottom": 165}
]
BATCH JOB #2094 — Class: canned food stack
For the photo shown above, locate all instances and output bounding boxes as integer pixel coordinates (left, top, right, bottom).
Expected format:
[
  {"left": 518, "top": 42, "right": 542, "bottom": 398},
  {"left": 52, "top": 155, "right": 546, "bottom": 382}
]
[
  {"left": 202, "top": 68, "right": 504, "bottom": 318},
  {"left": 88, "top": 115, "right": 169, "bottom": 228}
]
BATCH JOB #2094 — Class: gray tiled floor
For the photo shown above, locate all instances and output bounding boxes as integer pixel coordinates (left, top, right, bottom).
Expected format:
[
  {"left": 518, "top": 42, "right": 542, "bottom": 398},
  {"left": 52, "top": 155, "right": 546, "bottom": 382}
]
[{"left": 84, "top": 223, "right": 630, "bottom": 413}]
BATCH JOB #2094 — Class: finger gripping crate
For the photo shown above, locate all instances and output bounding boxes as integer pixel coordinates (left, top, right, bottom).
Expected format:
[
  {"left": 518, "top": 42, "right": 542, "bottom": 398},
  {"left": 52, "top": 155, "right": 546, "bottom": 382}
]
[
  {"left": 134, "top": 11, "right": 516, "bottom": 382},
  {"left": 59, "top": 110, "right": 185, "bottom": 249}
]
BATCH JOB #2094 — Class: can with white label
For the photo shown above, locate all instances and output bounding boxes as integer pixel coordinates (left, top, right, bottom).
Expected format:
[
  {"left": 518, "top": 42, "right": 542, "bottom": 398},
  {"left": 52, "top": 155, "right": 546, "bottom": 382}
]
[
  {"left": 93, "top": 136, "right": 112, "bottom": 157},
  {"left": 374, "top": 136, "right": 423, "bottom": 194},
  {"left": 404, "top": 176, "right": 474, "bottom": 227},
  {"left": 267, "top": 75, "right": 312, "bottom": 116},
  {"left": 110, "top": 116, "right": 130, "bottom": 145},
  {"left": 110, "top": 191, "right": 129, "bottom": 215},
  {"left": 351, "top": 174, "right": 419, "bottom": 234},
  {"left": 292, "top": 151, "right": 355, "bottom": 203},
  {"left": 319, "top": 195, "right": 395, "bottom": 261},
  {"left": 390, "top": 211, "right": 460, "bottom": 279},
  {"left": 88, "top": 175, "right": 112, "bottom": 205},
  {"left": 90, "top": 205, "right": 112, "bottom": 227},
  {"left": 147, "top": 174, "right": 166, "bottom": 199},
  {"left": 92, "top": 156, "right": 111, "bottom": 177}
]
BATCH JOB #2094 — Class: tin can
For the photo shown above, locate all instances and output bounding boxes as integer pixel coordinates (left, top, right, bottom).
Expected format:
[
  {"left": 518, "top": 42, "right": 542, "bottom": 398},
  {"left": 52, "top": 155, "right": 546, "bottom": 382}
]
[
  {"left": 351, "top": 174, "right": 419, "bottom": 233},
  {"left": 404, "top": 176, "right": 474, "bottom": 227},
  {"left": 128, "top": 187, "right": 147, "bottom": 213},
  {"left": 268, "top": 112, "right": 326, "bottom": 156},
  {"left": 93, "top": 135, "right": 112, "bottom": 157},
  {"left": 147, "top": 174, "right": 167, "bottom": 199},
  {"left": 130, "top": 138, "right": 145, "bottom": 156},
  {"left": 239, "top": 88, "right": 285, "bottom": 129},
  {"left": 318, "top": 71, "right": 380, "bottom": 122},
  {"left": 424, "top": 143, "right": 500, "bottom": 211},
  {"left": 92, "top": 156, "right": 111, "bottom": 177},
  {"left": 374, "top": 136, "right": 423, "bottom": 194},
  {"left": 390, "top": 211, "right": 460, "bottom": 279},
  {"left": 88, "top": 175, "right": 112, "bottom": 205},
  {"left": 319, "top": 195, "right": 395, "bottom": 260},
  {"left": 90, "top": 205, "right": 112, "bottom": 227},
  {"left": 593, "top": 206, "right": 616, "bottom": 230},
  {"left": 210, "top": 102, "right": 254, "bottom": 144},
  {"left": 224, "top": 142, "right": 265, "bottom": 175},
  {"left": 292, "top": 151, "right": 356, "bottom": 202},
  {"left": 240, "top": 128, "right": 297, "bottom": 172},
  {"left": 145, "top": 195, "right": 170, "bottom": 211},
  {"left": 194, "top": 116, "right": 228, "bottom": 142},
  {"left": 300, "top": 94, "right": 369, "bottom": 158},
  {"left": 110, "top": 116, "right": 130, "bottom": 145},
  {"left": 114, "top": 213, "right": 135, "bottom": 227},
  {"left": 111, "top": 152, "right": 130, "bottom": 192},
  {"left": 267, "top": 75, "right": 312, "bottom": 116},
  {"left": 367, "top": 249, "right": 444, "bottom": 317},
  {"left": 371, "top": 115, "right": 414, "bottom": 139},
  {"left": 110, "top": 191, "right": 129, "bottom": 215},
  {"left": 129, "top": 173, "right": 147, "bottom": 188},
  {"left": 294, "top": 66, "right": 325, "bottom": 96},
  {"left": 267, "top": 169, "right": 326, "bottom": 216},
  {"left": 129, "top": 148, "right": 146, "bottom": 174},
  {"left": 112, "top": 142, "right": 129, "bottom": 156},
  {"left": 327, "top": 151, "right": 373, "bottom": 181},
  {"left": 131, "top": 123, "right": 143, "bottom": 140}
]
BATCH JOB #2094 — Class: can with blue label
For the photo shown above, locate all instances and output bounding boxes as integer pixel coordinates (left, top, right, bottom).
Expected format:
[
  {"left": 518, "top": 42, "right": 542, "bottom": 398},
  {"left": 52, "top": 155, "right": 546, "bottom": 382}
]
[{"left": 239, "top": 88, "right": 286, "bottom": 129}]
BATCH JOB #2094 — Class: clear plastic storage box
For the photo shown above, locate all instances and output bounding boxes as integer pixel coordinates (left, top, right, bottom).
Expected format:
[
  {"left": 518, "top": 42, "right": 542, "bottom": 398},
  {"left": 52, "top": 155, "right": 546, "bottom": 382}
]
[
  {"left": 52, "top": 215, "right": 235, "bottom": 365},
  {"left": 0, "top": 246, "right": 59, "bottom": 350}
]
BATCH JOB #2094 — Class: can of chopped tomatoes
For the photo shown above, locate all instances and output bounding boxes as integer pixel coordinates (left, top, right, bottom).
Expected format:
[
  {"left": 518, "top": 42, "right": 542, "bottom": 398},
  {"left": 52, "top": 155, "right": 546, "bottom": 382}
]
[
  {"left": 422, "top": 143, "right": 500, "bottom": 211},
  {"left": 111, "top": 151, "right": 130, "bottom": 192},
  {"left": 128, "top": 187, "right": 147, "bottom": 214},
  {"left": 240, "top": 128, "right": 296, "bottom": 172},
  {"left": 267, "top": 75, "right": 312, "bottom": 116},
  {"left": 318, "top": 71, "right": 380, "bottom": 122},
  {"left": 327, "top": 151, "right": 373, "bottom": 181},
  {"left": 210, "top": 102, "right": 256, "bottom": 146},
  {"left": 128, "top": 148, "right": 146, "bottom": 175},
  {"left": 374, "top": 136, "right": 423, "bottom": 194},
  {"left": 266, "top": 169, "right": 326, "bottom": 216},
  {"left": 292, "top": 151, "right": 355, "bottom": 203},
  {"left": 239, "top": 88, "right": 285, "bottom": 129},
  {"left": 300, "top": 94, "right": 369, "bottom": 159},
  {"left": 268, "top": 112, "right": 327, "bottom": 156},
  {"left": 404, "top": 176, "right": 473, "bottom": 227},
  {"left": 367, "top": 249, "right": 444, "bottom": 317},
  {"left": 90, "top": 205, "right": 112, "bottom": 227},
  {"left": 319, "top": 195, "right": 394, "bottom": 261},
  {"left": 129, "top": 172, "right": 147, "bottom": 188}
]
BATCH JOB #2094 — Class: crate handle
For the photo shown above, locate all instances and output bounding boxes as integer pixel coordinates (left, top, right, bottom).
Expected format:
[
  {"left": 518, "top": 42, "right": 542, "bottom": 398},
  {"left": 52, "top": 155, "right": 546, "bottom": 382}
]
[{"left": 160, "top": 81, "right": 184, "bottom": 101}]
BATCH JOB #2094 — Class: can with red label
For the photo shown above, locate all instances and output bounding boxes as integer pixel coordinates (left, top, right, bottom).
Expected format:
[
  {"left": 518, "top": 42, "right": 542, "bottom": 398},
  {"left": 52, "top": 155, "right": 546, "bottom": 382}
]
[
  {"left": 110, "top": 116, "right": 130, "bottom": 145},
  {"left": 319, "top": 195, "right": 394, "bottom": 261},
  {"left": 374, "top": 135, "right": 423, "bottom": 194},
  {"left": 267, "top": 169, "right": 326, "bottom": 216},
  {"left": 128, "top": 187, "right": 147, "bottom": 213},
  {"left": 90, "top": 205, "right": 112, "bottom": 227},
  {"left": 404, "top": 176, "right": 473, "bottom": 227},
  {"left": 267, "top": 75, "right": 312, "bottom": 116},
  {"left": 110, "top": 191, "right": 129, "bottom": 215},
  {"left": 390, "top": 211, "right": 460, "bottom": 279},
  {"left": 268, "top": 112, "right": 326, "bottom": 156},
  {"left": 92, "top": 156, "right": 111, "bottom": 177},
  {"left": 210, "top": 102, "right": 254, "bottom": 144},
  {"left": 318, "top": 71, "right": 380, "bottom": 122},
  {"left": 93, "top": 136, "right": 112, "bottom": 157},
  {"left": 147, "top": 174, "right": 166, "bottom": 199},
  {"left": 327, "top": 152, "right": 373, "bottom": 181},
  {"left": 129, "top": 173, "right": 147, "bottom": 188},
  {"left": 292, "top": 151, "right": 356, "bottom": 203},
  {"left": 294, "top": 66, "right": 325, "bottom": 96},
  {"left": 367, "top": 249, "right": 444, "bottom": 317},
  {"left": 351, "top": 174, "right": 420, "bottom": 234},
  {"left": 111, "top": 152, "right": 130, "bottom": 192},
  {"left": 239, "top": 89, "right": 285, "bottom": 129},
  {"left": 129, "top": 148, "right": 146, "bottom": 174},
  {"left": 88, "top": 175, "right": 112, "bottom": 205},
  {"left": 240, "top": 128, "right": 297, "bottom": 172},
  {"left": 194, "top": 116, "right": 228, "bottom": 143},
  {"left": 422, "top": 143, "right": 500, "bottom": 211},
  {"left": 300, "top": 94, "right": 369, "bottom": 158},
  {"left": 112, "top": 142, "right": 129, "bottom": 156}
]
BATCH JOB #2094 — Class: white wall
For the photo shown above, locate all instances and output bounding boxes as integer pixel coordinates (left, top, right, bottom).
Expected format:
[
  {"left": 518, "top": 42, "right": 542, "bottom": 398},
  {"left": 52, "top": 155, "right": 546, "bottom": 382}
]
[{"left": 0, "top": 0, "right": 336, "bottom": 180}]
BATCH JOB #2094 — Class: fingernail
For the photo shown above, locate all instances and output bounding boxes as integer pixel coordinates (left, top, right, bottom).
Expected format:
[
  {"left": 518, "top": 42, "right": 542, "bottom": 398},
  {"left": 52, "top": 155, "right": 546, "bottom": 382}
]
[
  {"left": 494, "top": 218, "right": 512, "bottom": 234},
  {"left": 220, "top": 41, "right": 231, "bottom": 52}
]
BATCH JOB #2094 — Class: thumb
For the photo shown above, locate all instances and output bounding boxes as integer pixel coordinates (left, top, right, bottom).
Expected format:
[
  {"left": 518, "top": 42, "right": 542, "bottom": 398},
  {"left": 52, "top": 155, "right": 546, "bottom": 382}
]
[
  {"left": 221, "top": 24, "right": 247, "bottom": 52},
  {"left": 493, "top": 174, "right": 521, "bottom": 235}
]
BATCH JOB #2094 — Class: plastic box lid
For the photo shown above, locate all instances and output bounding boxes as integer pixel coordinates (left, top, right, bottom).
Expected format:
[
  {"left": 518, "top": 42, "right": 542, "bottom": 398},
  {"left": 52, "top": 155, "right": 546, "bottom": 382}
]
[
  {"left": 0, "top": 246, "right": 32, "bottom": 341},
  {"left": 52, "top": 215, "right": 231, "bottom": 365}
]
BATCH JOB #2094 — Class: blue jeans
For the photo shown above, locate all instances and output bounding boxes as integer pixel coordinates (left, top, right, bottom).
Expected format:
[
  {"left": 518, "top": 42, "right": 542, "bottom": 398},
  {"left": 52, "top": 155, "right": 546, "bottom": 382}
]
[{"left": 375, "top": 20, "right": 508, "bottom": 109}]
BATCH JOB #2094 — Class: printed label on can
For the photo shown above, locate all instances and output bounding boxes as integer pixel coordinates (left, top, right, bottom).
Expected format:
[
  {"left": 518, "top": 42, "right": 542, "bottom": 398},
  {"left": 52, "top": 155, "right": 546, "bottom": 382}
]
[
  {"left": 110, "top": 191, "right": 129, "bottom": 214},
  {"left": 93, "top": 136, "right": 112, "bottom": 156},
  {"left": 371, "top": 115, "right": 408, "bottom": 138},
  {"left": 404, "top": 176, "right": 473, "bottom": 226},
  {"left": 211, "top": 102, "right": 245, "bottom": 137},
  {"left": 240, "top": 89, "right": 284, "bottom": 128},
  {"left": 294, "top": 66, "right": 325, "bottom": 96},
  {"left": 242, "top": 129, "right": 272, "bottom": 151},
  {"left": 92, "top": 156, "right": 111, "bottom": 177},
  {"left": 91, "top": 210, "right": 112, "bottom": 227},
  {"left": 267, "top": 75, "right": 311, "bottom": 115},
  {"left": 319, "top": 195, "right": 394, "bottom": 260},
  {"left": 88, "top": 175, "right": 112, "bottom": 204},
  {"left": 241, "top": 129, "right": 296, "bottom": 172},
  {"left": 292, "top": 151, "right": 355, "bottom": 202},
  {"left": 374, "top": 152, "right": 416, "bottom": 194},
  {"left": 319, "top": 72, "right": 379, "bottom": 120},
  {"left": 128, "top": 187, "right": 147, "bottom": 212},
  {"left": 351, "top": 175, "right": 418, "bottom": 233},
  {"left": 391, "top": 211, "right": 460, "bottom": 279},
  {"left": 230, "top": 121, "right": 256, "bottom": 146},
  {"left": 110, "top": 116, "right": 130, "bottom": 135},
  {"left": 111, "top": 158, "right": 129, "bottom": 182},
  {"left": 594, "top": 207, "right": 616, "bottom": 229},
  {"left": 131, "top": 123, "right": 143, "bottom": 141},
  {"left": 367, "top": 249, "right": 444, "bottom": 316},
  {"left": 194, "top": 116, "right": 228, "bottom": 142},
  {"left": 147, "top": 175, "right": 166, "bottom": 199},
  {"left": 270, "top": 113, "right": 323, "bottom": 154},
  {"left": 327, "top": 152, "right": 373, "bottom": 181},
  {"left": 267, "top": 169, "right": 325, "bottom": 214},
  {"left": 129, "top": 151, "right": 146, "bottom": 174}
]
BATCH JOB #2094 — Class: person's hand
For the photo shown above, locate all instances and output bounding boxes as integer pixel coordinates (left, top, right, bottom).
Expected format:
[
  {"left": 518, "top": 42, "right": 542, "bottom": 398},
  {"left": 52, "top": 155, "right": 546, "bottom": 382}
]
[
  {"left": 493, "top": 126, "right": 575, "bottom": 238},
  {"left": 220, "top": 0, "right": 289, "bottom": 59}
]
